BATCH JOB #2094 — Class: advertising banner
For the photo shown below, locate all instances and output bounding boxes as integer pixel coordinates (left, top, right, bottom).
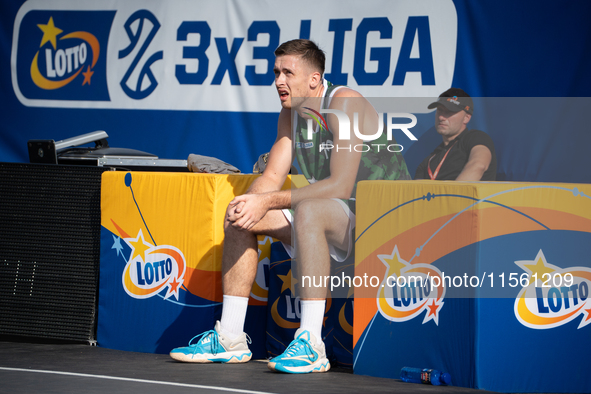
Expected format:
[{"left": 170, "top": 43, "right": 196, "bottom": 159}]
[
  {"left": 2, "top": 1, "right": 590, "bottom": 182},
  {"left": 354, "top": 180, "right": 591, "bottom": 392},
  {"left": 98, "top": 172, "right": 279, "bottom": 357}
]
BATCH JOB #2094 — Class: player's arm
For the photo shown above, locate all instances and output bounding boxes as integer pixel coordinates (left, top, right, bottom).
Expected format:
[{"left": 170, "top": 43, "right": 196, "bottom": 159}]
[
  {"left": 455, "top": 145, "right": 492, "bottom": 181},
  {"left": 247, "top": 108, "right": 293, "bottom": 194},
  {"left": 292, "top": 89, "right": 370, "bottom": 206},
  {"left": 228, "top": 108, "right": 292, "bottom": 229}
]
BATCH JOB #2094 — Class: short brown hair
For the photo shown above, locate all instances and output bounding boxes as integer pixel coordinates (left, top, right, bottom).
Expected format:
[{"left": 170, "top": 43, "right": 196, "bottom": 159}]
[{"left": 274, "top": 39, "right": 325, "bottom": 75}]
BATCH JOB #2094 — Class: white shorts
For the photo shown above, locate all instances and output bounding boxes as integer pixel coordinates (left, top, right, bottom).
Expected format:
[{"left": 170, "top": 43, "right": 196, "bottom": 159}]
[{"left": 281, "top": 198, "right": 355, "bottom": 263}]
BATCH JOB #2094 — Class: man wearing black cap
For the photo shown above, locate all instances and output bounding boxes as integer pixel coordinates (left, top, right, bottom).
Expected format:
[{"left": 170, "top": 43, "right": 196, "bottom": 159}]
[{"left": 414, "top": 88, "right": 496, "bottom": 181}]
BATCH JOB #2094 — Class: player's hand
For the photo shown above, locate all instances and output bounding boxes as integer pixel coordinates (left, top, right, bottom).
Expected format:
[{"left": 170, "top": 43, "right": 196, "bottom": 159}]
[
  {"left": 227, "top": 194, "right": 268, "bottom": 230},
  {"left": 227, "top": 200, "right": 245, "bottom": 219}
]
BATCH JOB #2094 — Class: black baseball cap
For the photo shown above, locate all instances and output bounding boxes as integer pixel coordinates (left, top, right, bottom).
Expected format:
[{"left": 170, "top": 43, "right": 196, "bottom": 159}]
[{"left": 428, "top": 88, "right": 474, "bottom": 115}]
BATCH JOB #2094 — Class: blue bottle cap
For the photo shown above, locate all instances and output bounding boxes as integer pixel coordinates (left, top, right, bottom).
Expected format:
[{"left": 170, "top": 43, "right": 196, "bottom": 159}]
[{"left": 440, "top": 372, "right": 451, "bottom": 385}]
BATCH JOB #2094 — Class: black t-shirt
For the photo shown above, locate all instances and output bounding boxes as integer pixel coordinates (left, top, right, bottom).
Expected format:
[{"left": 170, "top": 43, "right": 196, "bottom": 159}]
[{"left": 414, "top": 129, "right": 497, "bottom": 181}]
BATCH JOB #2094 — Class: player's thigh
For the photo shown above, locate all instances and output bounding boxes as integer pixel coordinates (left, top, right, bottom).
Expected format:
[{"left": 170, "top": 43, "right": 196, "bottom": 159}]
[
  {"left": 250, "top": 208, "right": 291, "bottom": 245},
  {"left": 293, "top": 199, "right": 350, "bottom": 250}
]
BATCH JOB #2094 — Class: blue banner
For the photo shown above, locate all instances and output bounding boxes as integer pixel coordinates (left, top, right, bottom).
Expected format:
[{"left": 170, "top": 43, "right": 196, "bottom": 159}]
[{"left": 1, "top": 0, "right": 590, "bottom": 177}]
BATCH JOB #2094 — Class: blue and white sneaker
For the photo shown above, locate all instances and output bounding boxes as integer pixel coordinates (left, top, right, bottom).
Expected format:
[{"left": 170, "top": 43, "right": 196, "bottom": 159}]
[
  {"left": 267, "top": 329, "right": 330, "bottom": 373},
  {"left": 169, "top": 321, "right": 252, "bottom": 363}
]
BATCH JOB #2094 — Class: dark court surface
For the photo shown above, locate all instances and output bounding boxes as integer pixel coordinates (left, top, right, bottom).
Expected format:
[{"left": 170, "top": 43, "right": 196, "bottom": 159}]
[{"left": 0, "top": 338, "right": 499, "bottom": 394}]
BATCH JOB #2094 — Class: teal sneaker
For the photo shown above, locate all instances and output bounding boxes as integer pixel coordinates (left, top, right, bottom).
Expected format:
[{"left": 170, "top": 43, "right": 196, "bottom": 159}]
[
  {"left": 169, "top": 321, "right": 252, "bottom": 363},
  {"left": 267, "top": 329, "right": 330, "bottom": 373}
]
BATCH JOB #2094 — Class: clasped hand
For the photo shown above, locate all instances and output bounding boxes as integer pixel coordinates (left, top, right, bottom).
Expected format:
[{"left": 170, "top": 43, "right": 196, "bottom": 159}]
[{"left": 227, "top": 194, "right": 267, "bottom": 230}]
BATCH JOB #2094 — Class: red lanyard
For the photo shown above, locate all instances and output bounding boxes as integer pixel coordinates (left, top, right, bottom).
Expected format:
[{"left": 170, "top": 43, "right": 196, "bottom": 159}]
[{"left": 428, "top": 141, "right": 458, "bottom": 180}]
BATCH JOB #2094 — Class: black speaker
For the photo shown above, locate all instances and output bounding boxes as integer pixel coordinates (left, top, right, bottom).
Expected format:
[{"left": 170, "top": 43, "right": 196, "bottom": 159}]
[{"left": 0, "top": 162, "right": 105, "bottom": 343}]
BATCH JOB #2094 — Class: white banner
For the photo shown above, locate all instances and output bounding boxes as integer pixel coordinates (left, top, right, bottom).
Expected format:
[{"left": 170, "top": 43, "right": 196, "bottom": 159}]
[{"left": 12, "top": 0, "right": 456, "bottom": 112}]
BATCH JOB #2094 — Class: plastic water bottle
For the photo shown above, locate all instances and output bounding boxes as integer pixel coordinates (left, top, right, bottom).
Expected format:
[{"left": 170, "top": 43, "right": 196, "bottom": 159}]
[{"left": 400, "top": 367, "right": 451, "bottom": 386}]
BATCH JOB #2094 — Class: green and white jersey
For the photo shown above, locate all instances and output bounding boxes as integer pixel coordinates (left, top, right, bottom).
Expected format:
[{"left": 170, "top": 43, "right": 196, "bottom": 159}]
[{"left": 293, "top": 80, "right": 411, "bottom": 199}]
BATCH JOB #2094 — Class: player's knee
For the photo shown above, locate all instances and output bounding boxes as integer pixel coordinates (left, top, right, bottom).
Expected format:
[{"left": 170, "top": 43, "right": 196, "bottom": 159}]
[
  {"left": 223, "top": 217, "right": 232, "bottom": 232},
  {"left": 224, "top": 218, "right": 244, "bottom": 236},
  {"left": 293, "top": 199, "right": 324, "bottom": 229},
  {"left": 224, "top": 217, "right": 257, "bottom": 238}
]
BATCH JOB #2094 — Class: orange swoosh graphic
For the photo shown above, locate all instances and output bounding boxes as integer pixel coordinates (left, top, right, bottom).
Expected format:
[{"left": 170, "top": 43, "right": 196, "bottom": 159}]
[
  {"left": 517, "top": 293, "right": 586, "bottom": 326},
  {"left": 570, "top": 270, "right": 591, "bottom": 282},
  {"left": 61, "top": 31, "right": 100, "bottom": 68},
  {"left": 110, "top": 219, "right": 131, "bottom": 239},
  {"left": 250, "top": 280, "right": 268, "bottom": 299},
  {"left": 271, "top": 298, "right": 300, "bottom": 329},
  {"left": 339, "top": 303, "right": 353, "bottom": 335},
  {"left": 31, "top": 52, "right": 83, "bottom": 90},
  {"left": 149, "top": 248, "right": 185, "bottom": 279}
]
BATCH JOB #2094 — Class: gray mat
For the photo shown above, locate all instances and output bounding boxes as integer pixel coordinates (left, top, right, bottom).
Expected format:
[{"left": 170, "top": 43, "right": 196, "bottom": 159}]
[{"left": 0, "top": 340, "right": 497, "bottom": 394}]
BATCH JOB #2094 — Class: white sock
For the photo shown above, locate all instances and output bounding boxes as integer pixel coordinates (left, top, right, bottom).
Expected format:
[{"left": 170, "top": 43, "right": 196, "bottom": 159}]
[
  {"left": 299, "top": 299, "right": 326, "bottom": 344},
  {"left": 220, "top": 295, "right": 249, "bottom": 340}
]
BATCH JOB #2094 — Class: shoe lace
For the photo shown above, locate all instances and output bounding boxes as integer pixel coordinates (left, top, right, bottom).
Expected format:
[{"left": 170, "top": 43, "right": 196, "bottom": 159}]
[
  {"left": 187, "top": 330, "right": 220, "bottom": 356},
  {"left": 187, "top": 331, "right": 251, "bottom": 356},
  {"left": 284, "top": 338, "right": 318, "bottom": 362}
]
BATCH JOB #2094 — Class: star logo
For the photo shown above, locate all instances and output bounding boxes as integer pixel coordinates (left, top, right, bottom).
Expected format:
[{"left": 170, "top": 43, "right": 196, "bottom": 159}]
[
  {"left": 515, "top": 250, "right": 556, "bottom": 286},
  {"left": 378, "top": 245, "right": 408, "bottom": 279},
  {"left": 165, "top": 276, "right": 182, "bottom": 300},
  {"left": 423, "top": 298, "right": 444, "bottom": 325},
  {"left": 126, "top": 229, "right": 153, "bottom": 262},
  {"left": 111, "top": 235, "right": 124, "bottom": 257},
  {"left": 277, "top": 269, "right": 298, "bottom": 295},
  {"left": 82, "top": 66, "right": 94, "bottom": 85},
  {"left": 37, "top": 17, "right": 62, "bottom": 49},
  {"left": 258, "top": 236, "right": 272, "bottom": 263}
]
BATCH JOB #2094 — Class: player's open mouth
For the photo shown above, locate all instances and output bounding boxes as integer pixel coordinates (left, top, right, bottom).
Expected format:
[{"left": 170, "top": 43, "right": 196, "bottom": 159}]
[{"left": 278, "top": 90, "right": 289, "bottom": 100}]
